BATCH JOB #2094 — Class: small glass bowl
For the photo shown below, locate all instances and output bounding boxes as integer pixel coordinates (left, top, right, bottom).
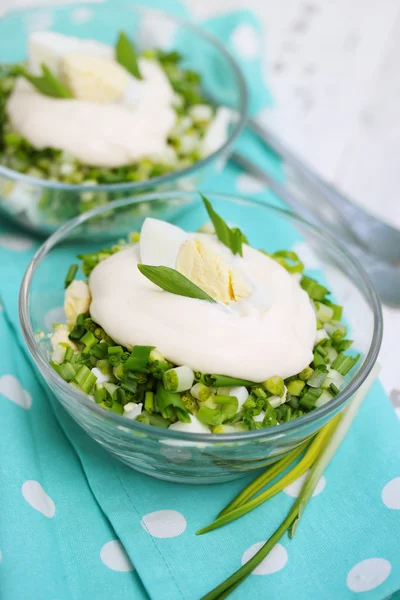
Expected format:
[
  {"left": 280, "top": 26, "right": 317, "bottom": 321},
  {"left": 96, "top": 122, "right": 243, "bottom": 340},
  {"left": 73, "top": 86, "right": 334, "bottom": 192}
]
[
  {"left": 0, "top": 3, "right": 247, "bottom": 236},
  {"left": 19, "top": 192, "right": 382, "bottom": 484}
]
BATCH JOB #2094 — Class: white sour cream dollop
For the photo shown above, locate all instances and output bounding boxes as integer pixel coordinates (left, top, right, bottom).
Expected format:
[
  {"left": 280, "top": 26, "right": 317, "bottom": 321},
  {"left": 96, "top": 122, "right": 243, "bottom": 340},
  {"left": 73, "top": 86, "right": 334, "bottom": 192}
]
[
  {"left": 6, "top": 33, "right": 176, "bottom": 167},
  {"left": 88, "top": 219, "right": 317, "bottom": 382}
]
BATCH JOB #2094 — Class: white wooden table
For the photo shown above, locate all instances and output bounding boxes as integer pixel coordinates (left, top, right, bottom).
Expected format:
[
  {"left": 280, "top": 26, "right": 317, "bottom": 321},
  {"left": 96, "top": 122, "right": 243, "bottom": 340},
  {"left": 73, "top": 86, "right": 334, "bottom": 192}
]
[
  {"left": 3, "top": 0, "right": 400, "bottom": 408},
  {"left": 192, "top": 0, "right": 400, "bottom": 407}
]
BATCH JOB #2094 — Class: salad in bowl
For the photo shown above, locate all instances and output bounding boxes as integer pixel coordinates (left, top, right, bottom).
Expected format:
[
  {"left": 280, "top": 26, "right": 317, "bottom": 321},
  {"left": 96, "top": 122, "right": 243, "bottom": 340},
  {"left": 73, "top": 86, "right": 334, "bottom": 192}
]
[
  {"left": 2, "top": 31, "right": 223, "bottom": 185},
  {"left": 0, "top": 4, "right": 246, "bottom": 234},
  {"left": 20, "top": 192, "right": 381, "bottom": 483},
  {"left": 48, "top": 196, "right": 360, "bottom": 434}
]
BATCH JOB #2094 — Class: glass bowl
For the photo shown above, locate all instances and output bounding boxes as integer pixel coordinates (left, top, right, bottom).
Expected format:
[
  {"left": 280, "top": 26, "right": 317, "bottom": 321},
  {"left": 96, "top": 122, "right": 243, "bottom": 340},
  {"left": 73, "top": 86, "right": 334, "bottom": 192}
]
[
  {"left": 19, "top": 192, "right": 382, "bottom": 484},
  {"left": 0, "top": 3, "right": 247, "bottom": 237}
]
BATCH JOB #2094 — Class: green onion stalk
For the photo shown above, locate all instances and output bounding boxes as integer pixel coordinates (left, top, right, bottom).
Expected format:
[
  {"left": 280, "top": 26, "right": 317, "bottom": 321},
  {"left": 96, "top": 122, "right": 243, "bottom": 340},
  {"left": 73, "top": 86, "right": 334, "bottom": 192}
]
[{"left": 200, "top": 363, "right": 380, "bottom": 600}]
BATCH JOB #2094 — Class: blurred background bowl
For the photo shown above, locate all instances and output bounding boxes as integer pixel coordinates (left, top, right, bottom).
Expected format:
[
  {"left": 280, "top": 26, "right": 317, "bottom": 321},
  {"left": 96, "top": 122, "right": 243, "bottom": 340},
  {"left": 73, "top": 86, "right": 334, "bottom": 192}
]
[
  {"left": 0, "top": 3, "right": 247, "bottom": 237},
  {"left": 19, "top": 192, "right": 382, "bottom": 484}
]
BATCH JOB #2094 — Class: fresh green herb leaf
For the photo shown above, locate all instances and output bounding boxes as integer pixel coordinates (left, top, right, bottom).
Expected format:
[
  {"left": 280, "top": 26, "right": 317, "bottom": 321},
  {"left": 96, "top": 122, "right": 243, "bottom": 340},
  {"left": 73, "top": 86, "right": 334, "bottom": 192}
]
[
  {"left": 64, "top": 264, "right": 78, "bottom": 289},
  {"left": 124, "top": 345, "right": 155, "bottom": 372},
  {"left": 116, "top": 31, "right": 142, "bottom": 80},
  {"left": 21, "top": 64, "right": 73, "bottom": 99},
  {"left": 138, "top": 264, "right": 217, "bottom": 303},
  {"left": 201, "top": 194, "right": 246, "bottom": 256}
]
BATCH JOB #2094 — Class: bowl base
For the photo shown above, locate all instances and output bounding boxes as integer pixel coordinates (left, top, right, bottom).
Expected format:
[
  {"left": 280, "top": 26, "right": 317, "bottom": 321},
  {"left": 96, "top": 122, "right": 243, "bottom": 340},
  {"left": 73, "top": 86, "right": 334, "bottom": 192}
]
[{"left": 117, "top": 456, "right": 251, "bottom": 485}]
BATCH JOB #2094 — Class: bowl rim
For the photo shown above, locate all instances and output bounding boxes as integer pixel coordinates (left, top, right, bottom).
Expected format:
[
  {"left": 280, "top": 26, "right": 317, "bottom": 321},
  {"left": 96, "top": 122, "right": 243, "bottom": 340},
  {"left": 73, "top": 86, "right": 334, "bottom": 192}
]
[
  {"left": 19, "top": 191, "right": 383, "bottom": 442},
  {"left": 0, "top": 2, "right": 248, "bottom": 192}
]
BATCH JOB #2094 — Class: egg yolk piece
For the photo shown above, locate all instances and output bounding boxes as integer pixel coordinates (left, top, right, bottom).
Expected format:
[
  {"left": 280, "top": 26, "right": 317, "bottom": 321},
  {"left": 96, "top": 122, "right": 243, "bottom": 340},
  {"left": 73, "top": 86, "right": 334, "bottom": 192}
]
[{"left": 176, "top": 238, "right": 252, "bottom": 304}]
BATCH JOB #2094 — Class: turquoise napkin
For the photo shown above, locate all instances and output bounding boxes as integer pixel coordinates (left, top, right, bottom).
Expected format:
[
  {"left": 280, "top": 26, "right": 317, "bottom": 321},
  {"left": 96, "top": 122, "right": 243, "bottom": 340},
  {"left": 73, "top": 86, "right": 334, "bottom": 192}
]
[{"left": 1, "top": 3, "right": 400, "bottom": 600}]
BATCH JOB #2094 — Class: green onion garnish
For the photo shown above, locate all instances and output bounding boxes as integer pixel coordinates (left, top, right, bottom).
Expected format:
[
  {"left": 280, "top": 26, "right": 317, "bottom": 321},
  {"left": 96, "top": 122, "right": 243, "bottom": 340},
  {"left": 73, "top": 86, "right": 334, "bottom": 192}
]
[
  {"left": 20, "top": 63, "right": 73, "bottom": 98},
  {"left": 201, "top": 194, "right": 246, "bottom": 257},
  {"left": 199, "top": 365, "right": 379, "bottom": 600},
  {"left": 64, "top": 264, "right": 78, "bottom": 288},
  {"left": 115, "top": 31, "right": 142, "bottom": 80},
  {"left": 138, "top": 264, "right": 217, "bottom": 303}
]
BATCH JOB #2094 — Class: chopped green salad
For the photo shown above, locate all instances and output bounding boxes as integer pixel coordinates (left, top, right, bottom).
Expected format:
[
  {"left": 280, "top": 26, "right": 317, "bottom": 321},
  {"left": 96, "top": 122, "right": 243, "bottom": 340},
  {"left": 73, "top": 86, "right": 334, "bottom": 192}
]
[{"left": 49, "top": 200, "right": 360, "bottom": 433}]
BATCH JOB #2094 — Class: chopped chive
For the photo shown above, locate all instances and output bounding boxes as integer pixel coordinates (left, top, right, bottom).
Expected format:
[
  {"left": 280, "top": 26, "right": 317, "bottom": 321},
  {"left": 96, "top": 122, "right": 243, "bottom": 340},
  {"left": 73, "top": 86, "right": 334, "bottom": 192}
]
[
  {"left": 314, "top": 301, "right": 334, "bottom": 323},
  {"left": 307, "top": 366, "right": 328, "bottom": 388},
  {"left": 148, "top": 414, "right": 170, "bottom": 428},
  {"left": 108, "top": 345, "right": 123, "bottom": 355},
  {"left": 191, "top": 382, "right": 213, "bottom": 402},
  {"left": 124, "top": 345, "right": 154, "bottom": 372},
  {"left": 329, "top": 383, "right": 340, "bottom": 396},
  {"left": 301, "top": 275, "right": 329, "bottom": 301},
  {"left": 110, "top": 401, "right": 124, "bottom": 415},
  {"left": 312, "top": 350, "right": 326, "bottom": 368},
  {"left": 334, "top": 339, "right": 353, "bottom": 352},
  {"left": 285, "top": 406, "right": 292, "bottom": 421},
  {"left": 115, "top": 388, "right": 126, "bottom": 406},
  {"left": 156, "top": 382, "right": 187, "bottom": 413},
  {"left": 64, "top": 346, "right": 74, "bottom": 362},
  {"left": 287, "top": 380, "right": 305, "bottom": 396},
  {"left": 197, "top": 406, "right": 223, "bottom": 426},
  {"left": 332, "top": 353, "right": 360, "bottom": 376},
  {"left": 144, "top": 391, "right": 154, "bottom": 414},
  {"left": 315, "top": 343, "right": 328, "bottom": 358},
  {"left": 97, "top": 359, "right": 112, "bottom": 375},
  {"left": 323, "top": 300, "right": 343, "bottom": 320},
  {"left": 271, "top": 250, "right": 304, "bottom": 274},
  {"left": 161, "top": 405, "right": 174, "bottom": 419},
  {"left": 176, "top": 408, "right": 191, "bottom": 423},
  {"left": 95, "top": 387, "right": 107, "bottom": 404},
  {"left": 163, "top": 365, "right": 194, "bottom": 392},
  {"left": 103, "top": 382, "right": 118, "bottom": 397},
  {"left": 298, "top": 366, "right": 313, "bottom": 381},
  {"left": 74, "top": 365, "right": 96, "bottom": 394},
  {"left": 299, "top": 388, "right": 322, "bottom": 410},
  {"left": 113, "top": 365, "right": 125, "bottom": 380},
  {"left": 121, "top": 379, "right": 138, "bottom": 394},
  {"left": 263, "top": 376, "right": 284, "bottom": 396},
  {"left": 216, "top": 395, "right": 239, "bottom": 421},
  {"left": 80, "top": 331, "right": 98, "bottom": 348},
  {"left": 51, "top": 361, "right": 76, "bottom": 381},
  {"left": 69, "top": 324, "right": 85, "bottom": 340}
]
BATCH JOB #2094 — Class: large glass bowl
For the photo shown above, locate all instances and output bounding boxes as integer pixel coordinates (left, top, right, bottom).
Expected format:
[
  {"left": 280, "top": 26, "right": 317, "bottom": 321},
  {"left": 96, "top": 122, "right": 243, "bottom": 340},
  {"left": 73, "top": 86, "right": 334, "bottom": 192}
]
[
  {"left": 0, "top": 3, "right": 247, "bottom": 236},
  {"left": 19, "top": 192, "right": 382, "bottom": 484}
]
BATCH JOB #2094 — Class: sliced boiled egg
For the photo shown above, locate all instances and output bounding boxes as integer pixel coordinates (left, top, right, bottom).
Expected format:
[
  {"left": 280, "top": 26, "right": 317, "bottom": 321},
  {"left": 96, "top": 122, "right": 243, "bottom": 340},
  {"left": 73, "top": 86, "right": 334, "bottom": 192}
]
[
  {"left": 139, "top": 217, "right": 252, "bottom": 305},
  {"left": 176, "top": 238, "right": 252, "bottom": 304},
  {"left": 61, "top": 53, "right": 129, "bottom": 103},
  {"left": 28, "top": 31, "right": 112, "bottom": 77}
]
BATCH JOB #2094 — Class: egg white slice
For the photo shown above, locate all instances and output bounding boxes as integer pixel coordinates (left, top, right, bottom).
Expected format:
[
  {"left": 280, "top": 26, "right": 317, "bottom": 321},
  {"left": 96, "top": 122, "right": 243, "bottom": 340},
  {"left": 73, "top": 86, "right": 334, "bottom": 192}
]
[{"left": 140, "top": 217, "right": 188, "bottom": 268}]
